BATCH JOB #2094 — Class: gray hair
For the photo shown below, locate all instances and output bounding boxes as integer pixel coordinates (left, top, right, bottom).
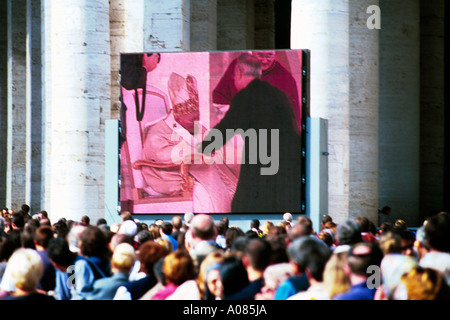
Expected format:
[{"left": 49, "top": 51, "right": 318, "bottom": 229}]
[{"left": 236, "top": 53, "right": 262, "bottom": 79}]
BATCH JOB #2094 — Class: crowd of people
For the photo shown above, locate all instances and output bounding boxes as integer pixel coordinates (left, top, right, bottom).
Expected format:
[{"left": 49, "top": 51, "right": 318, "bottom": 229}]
[{"left": 0, "top": 205, "right": 449, "bottom": 300}]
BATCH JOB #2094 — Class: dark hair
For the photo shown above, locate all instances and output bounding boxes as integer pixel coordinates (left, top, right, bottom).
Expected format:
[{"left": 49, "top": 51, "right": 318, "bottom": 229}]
[
  {"left": 337, "top": 219, "right": 362, "bottom": 245},
  {"left": 250, "top": 219, "right": 260, "bottom": 229},
  {"left": 347, "top": 243, "right": 383, "bottom": 276},
  {"left": 225, "top": 227, "right": 245, "bottom": 249},
  {"left": 80, "top": 215, "right": 90, "bottom": 226},
  {"left": 11, "top": 213, "right": 25, "bottom": 230},
  {"left": 96, "top": 218, "right": 107, "bottom": 226},
  {"left": 80, "top": 226, "right": 109, "bottom": 257},
  {"left": 288, "top": 237, "right": 331, "bottom": 281},
  {"left": 136, "top": 230, "right": 154, "bottom": 245},
  {"left": 47, "top": 238, "right": 77, "bottom": 267},
  {"left": 53, "top": 220, "right": 70, "bottom": 239},
  {"left": 424, "top": 212, "right": 450, "bottom": 252},
  {"left": 215, "top": 221, "right": 226, "bottom": 236},
  {"left": 245, "top": 238, "right": 272, "bottom": 271},
  {"left": 219, "top": 255, "right": 249, "bottom": 298},
  {"left": 268, "top": 234, "right": 289, "bottom": 264},
  {"left": 34, "top": 225, "right": 55, "bottom": 248},
  {"left": 160, "top": 222, "right": 173, "bottom": 235}
]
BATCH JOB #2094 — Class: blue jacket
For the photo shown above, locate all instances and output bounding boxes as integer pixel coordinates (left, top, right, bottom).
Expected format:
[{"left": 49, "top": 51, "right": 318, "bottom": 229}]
[{"left": 87, "top": 272, "right": 130, "bottom": 300}]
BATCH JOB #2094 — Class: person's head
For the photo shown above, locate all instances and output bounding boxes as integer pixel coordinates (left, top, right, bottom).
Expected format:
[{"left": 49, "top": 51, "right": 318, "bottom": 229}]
[
  {"left": 109, "top": 233, "right": 135, "bottom": 252},
  {"left": 225, "top": 227, "right": 245, "bottom": 249},
  {"left": 424, "top": 212, "right": 450, "bottom": 253},
  {"left": 160, "top": 222, "right": 173, "bottom": 237},
  {"left": 394, "top": 219, "right": 407, "bottom": 231},
  {"left": 118, "top": 220, "right": 138, "bottom": 237},
  {"left": 34, "top": 225, "right": 54, "bottom": 249},
  {"left": 398, "top": 229, "right": 416, "bottom": 257},
  {"left": 142, "top": 52, "right": 160, "bottom": 73},
  {"left": 219, "top": 254, "right": 249, "bottom": 299},
  {"left": 53, "top": 219, "right": 70, "bottom": 239},
  {"left": 7, "top": 248, "right": 44, "bottom": 292},
  {"left": 112, "top": 243, "right": 136, "bottom": 274},
  {"left": 283, "top": 212, "right": 293, "bottom": 224},
  {"left": 354, "top": 216, "right": 371, "bottom": 233},
  {"left": 79, "top": 225, "right": 109, "bottom": 258},
  {"left": 378, "top": 231, "right": 402, "bottom": 255},
  {"left": 171, "top": 215, "right": 183, "bottom": 231},
  {"left": 261, "top": 221, "right": 274, "bottom": 235},
  {"left": 381, "top": 206, "right": 391, "bottom": 215},
  {"left": 321, "top": 215, "right": 333, "bottom": 227},
  {"left": 252, "top": 50, "right": 276, "bottom": 72},
  {"left": 215, "top": 221, "right": 227, "bottom": 236},
  {"left": 67, "top": 224, "right": 86, "bottom": 253},
  {"left": 234, "top": 53, "right": 262, "bottom": 91},
  {"left": 267, "top": 234, "right": 289, "bottom": 264},
  {"left": 250, "top": 219, "right": 260, "bottom": 230},
  {"left": 11, "top": 212, "right": 25, "bottom": 231},
  {"left": 135, "top": 230, "right": 153, "bottom": 246},
  {"left": 345, "top": 242, "right": 383, "bottom": 278},
  {"left": 288, "top": 236, "right": 331, "bottom": 281},
  {"left": 287, "top": 223, "right": 311, "bottom": 244},
  {"left": 295, "top": 216, "right": 313, "bottom": 235},
  {"left": 220, "top": 217, "right": 229, "bottom": 230},
  {"left": 243, "top": 238, "right": 272, "bottom": 273},
  {"left": 190, "top": 214, "right": 216, "bottom": 242},
  {"left": 162, "top": 250, "right": 196, "bottom": 286},
  {"left": 96, "top": 218, "right": 107, "bottom": 227},
  {"left": 80, "top": 215, "right": 90, "bottom": 226},
  {"left": 378, "top": 222, "right": 394, "bottom": 236},
  {"left": 47, "top": 237, "right": 77, "bottom": 272},
  {"left": 138, "top": 241, "right": 169, "bottom": 276},
  {"left": 198, "top": 250, "right": 225, "bottom": 300},
  {"left": 156, "top": 238, "right": 173, "bottom": 253},
  {"left": 120, "top": 211, "right": 133, "bottom": 222},
  {"left": 337, "top": 219, "right": 362, "bottom": 245},
  {"left": 168, "top": 73, "right": 199, "bottom": 134},
  {"left": 396, "top": 266, "right": 450, "bottom": 300},
  {"left": 184, "top": 212, "right": 194, "bottom": 227},
  {"left": 317, "top": 229, "right": 334, "bottom": 248},
  {"left": 323, "top": 249, "right": 351, "bottom": 298}
]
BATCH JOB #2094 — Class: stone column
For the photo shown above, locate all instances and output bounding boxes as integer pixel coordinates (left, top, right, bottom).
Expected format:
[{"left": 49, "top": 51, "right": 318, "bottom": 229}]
[
  {"left": 291, "top": 0, "right": 380, "bottom": 224},
  {"left": 144, "top": 0, "right": 191, "bottom": 52},
  {"left": 191, "top": 0, "right": 217, "bottom": 51},
  {"left": 255, "top": 0, "right": 275, "bottom": 49},
  {"left": 0, "top": 0, "right": 8, "bottom": 206},
  {"left": 42, "top": 0, "right": 111, "bottom": 222},
  {"left": 419, "top": 0, "right": 445, "bottom": 220},
  {"left": 5, "top": 0, "right": 30, "bottom": 209},
  {"left": 217, "top": 0, "right": 255, "bottom": 50},
  {"left": 379, "top": 0, "right": 420, "bottom": 226},
  {"left": 29, "top": 0, "right": 44, "bottom": 212}
]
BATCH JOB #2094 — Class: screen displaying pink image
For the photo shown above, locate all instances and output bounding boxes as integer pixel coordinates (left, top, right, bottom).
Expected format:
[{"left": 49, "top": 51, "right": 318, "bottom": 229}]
[{"left": 119, "top": 50, "right": 304, "bottom": 214}]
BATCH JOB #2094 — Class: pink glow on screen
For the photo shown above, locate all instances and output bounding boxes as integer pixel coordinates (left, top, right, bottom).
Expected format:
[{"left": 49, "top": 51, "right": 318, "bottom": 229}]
[{"left": 119, "top": 50, "right": 303, "bottom": 214}]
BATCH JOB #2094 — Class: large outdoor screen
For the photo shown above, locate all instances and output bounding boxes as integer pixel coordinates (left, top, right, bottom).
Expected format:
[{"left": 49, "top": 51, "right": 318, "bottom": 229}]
[{"left": 119, "top": 50, "right": 307, "bottom": 215}]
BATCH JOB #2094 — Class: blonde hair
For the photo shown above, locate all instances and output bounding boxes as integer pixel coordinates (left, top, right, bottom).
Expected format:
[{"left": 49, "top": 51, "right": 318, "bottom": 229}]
[
  {"left": 323, "top": 251, "right": 351, "bottom": 298},
  {"left": 112, "top": 243, "right": 136, "bottom": 272},
  {"left": 8, "top": 248, "right": 44, "bottom": 292}
]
